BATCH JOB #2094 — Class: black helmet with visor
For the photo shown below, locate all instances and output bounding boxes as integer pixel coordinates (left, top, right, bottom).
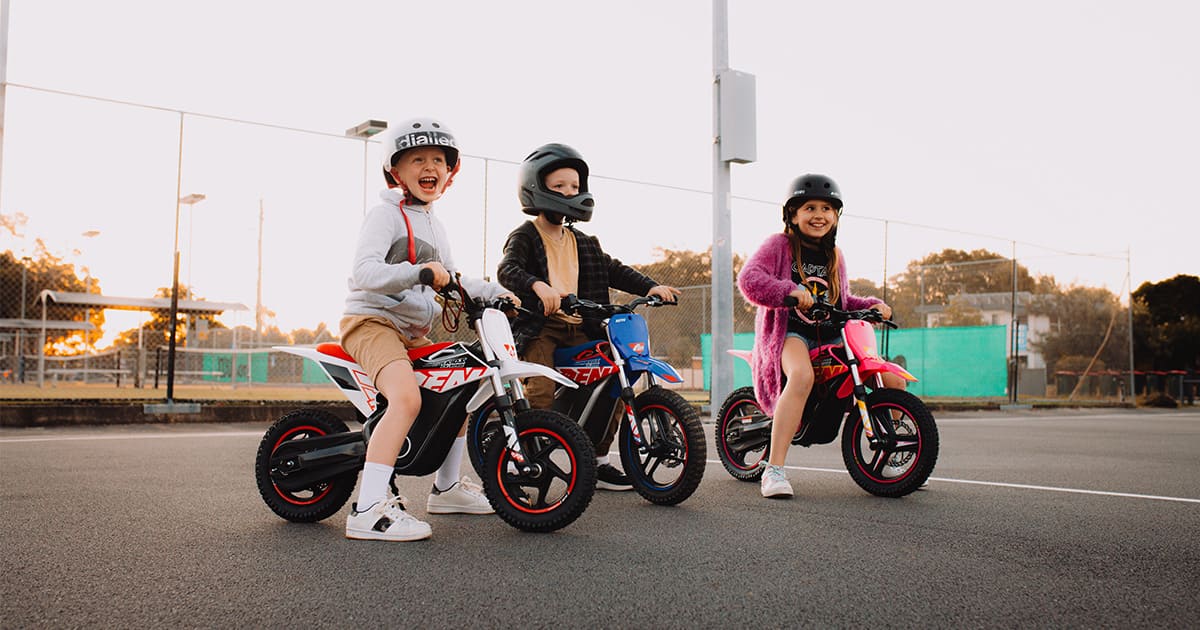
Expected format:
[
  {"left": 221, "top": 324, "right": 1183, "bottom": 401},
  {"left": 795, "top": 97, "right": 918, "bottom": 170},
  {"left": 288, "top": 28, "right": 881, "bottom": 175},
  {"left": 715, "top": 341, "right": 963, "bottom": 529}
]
[{"left": 518, "top": 143, "right": 595, "bottom": 222}]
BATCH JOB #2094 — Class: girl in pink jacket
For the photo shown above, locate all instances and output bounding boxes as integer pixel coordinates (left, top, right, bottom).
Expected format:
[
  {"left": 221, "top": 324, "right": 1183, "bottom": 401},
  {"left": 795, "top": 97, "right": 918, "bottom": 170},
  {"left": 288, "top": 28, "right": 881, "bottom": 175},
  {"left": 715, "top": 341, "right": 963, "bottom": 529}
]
[{"left": 736, "top": 174, "right": 895, "bottom": 499}]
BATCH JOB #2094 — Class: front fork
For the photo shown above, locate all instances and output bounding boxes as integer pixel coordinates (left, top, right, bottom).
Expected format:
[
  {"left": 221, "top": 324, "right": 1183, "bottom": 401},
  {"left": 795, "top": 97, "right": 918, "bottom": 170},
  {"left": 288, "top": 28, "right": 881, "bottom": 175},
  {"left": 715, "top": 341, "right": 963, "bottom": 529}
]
[
  {"left": 486, "top": 366, "right": 540, "bottom": 474},
  {"left": 612, "top": 356, "right": 652, "bottom": 447},
  {"left": 842, "top": 330, "right": 885, "bottom": 446}
]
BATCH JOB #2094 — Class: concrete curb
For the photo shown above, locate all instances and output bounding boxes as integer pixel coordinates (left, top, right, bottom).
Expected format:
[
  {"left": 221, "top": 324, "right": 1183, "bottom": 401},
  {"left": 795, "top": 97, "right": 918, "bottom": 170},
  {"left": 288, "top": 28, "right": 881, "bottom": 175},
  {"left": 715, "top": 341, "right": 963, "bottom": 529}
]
[
  {"left": 1, "top": 400, "right": 360, "bottom": 428},
  {"left": 0, "top": 398, "right": 1134, "bottom": 428}
]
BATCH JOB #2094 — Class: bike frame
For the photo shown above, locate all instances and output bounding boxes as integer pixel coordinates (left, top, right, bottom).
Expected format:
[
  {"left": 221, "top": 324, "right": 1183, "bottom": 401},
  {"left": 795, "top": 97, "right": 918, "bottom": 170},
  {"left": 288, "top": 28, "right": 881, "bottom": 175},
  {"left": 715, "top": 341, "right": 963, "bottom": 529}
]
[
  {"left": 554, "top": 308, "right": 684, "bottom": 448},
  {"left": 274, "top": 299, "right": 577, "bottom": 472},
  {"left": 728, "top": 318, "right": 916, "bottom": 444}
]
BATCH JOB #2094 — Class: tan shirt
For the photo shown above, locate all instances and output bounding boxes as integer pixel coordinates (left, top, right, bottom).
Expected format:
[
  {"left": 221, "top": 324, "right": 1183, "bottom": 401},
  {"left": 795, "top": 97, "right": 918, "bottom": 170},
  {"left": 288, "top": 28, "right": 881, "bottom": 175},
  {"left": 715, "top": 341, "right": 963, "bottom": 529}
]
[{"left": 533, "top": 221, "right": 583, "bottom": 325}]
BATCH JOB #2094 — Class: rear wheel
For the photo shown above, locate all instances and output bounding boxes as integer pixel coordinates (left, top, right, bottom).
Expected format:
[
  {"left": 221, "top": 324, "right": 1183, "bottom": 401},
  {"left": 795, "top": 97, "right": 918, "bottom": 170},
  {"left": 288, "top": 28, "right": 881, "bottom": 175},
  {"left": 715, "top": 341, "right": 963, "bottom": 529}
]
[
  {"left": 255, "top": 410, "right": 357, "bottom": 522},
  {"left": 482, "top": 409, "right": 596, "bottom": 532},
  {"left": 842, "top": 389, "right": 938, "bottom": 497},
  {"left": 714, "top": 387, "right": 770, "bottom": 481},
  {"left": 619, "top": 386, "right": 706, "bottom": 505}
]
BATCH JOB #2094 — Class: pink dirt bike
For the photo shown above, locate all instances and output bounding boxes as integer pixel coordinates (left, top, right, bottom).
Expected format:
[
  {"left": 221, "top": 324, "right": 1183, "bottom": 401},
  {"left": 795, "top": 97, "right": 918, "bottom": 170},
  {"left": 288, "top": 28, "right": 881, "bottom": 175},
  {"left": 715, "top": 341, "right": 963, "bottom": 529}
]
[{"left": 714, "top": 291, "right": 938, "bottom": 497}]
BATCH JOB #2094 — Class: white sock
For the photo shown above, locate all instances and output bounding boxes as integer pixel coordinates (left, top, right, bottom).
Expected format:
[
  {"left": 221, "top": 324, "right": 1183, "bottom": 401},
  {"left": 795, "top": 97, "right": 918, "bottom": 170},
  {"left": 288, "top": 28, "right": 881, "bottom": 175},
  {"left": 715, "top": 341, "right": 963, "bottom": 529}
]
[
  {"left": 434, "top": 437, "right": 466, "bottom": 491},
  {"left": 355, "top": 462, "right": 394, "bottom": 512},
  {"left": 596, "top": 454, "right": 611, "bottom": 466}
]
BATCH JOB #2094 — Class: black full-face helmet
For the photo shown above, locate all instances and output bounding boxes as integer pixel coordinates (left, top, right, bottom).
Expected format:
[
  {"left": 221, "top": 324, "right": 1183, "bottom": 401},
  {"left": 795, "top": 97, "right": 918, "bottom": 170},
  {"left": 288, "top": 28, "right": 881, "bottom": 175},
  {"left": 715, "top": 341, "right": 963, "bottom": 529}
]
[{"left": 518, "top": 143, "right": 595, "bottom": 222}]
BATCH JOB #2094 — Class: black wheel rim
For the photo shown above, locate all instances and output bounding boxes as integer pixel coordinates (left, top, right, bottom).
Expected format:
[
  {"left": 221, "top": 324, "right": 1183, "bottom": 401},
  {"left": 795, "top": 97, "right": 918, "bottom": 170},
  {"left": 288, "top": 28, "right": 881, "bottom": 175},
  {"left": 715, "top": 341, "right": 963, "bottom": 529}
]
[
  {"left": 626, "top": 404, "right": 687, "bottom": 490},
  {"left": 720, "top": 400, "right": 769, "bottom": 471},
  {"left": 270, "top": 425, "right": 333, "bottom": 505},
  {"left": 852, "top": 402, "right": 922, "bottom": 482},
  {"left": 495, "top": 427, "right": 579, "bottom": 513}
]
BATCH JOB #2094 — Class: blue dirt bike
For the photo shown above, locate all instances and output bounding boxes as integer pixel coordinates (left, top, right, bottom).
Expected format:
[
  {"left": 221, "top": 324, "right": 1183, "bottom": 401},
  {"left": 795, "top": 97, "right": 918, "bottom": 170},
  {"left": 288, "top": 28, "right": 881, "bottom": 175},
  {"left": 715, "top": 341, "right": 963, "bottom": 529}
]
[{"left": 466, "top": 294, "right": 706, "bottom": 506}]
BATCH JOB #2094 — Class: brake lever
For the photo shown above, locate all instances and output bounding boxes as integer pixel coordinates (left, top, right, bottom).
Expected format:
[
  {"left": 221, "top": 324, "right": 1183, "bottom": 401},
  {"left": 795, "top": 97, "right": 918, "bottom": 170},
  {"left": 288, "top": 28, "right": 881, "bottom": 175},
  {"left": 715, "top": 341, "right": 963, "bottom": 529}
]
[{"left": 559, "top": 294, "right": 581, "bottom": 316}]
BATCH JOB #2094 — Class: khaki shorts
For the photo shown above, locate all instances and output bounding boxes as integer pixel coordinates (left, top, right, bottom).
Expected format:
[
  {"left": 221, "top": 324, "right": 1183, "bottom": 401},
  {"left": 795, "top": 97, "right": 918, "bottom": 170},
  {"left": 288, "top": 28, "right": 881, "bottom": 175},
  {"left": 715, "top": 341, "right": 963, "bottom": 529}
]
[{"left": 339, "top": 315, "right": 431, "bottom": 384}]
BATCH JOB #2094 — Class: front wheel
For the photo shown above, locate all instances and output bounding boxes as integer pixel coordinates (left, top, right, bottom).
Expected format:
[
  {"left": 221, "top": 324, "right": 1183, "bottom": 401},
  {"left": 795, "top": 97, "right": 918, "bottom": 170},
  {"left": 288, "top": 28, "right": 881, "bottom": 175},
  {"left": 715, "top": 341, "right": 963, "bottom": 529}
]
[
  {"left": 619, "top": 386, "right": 706, "bottom": 505},
  {"left": 714, "top": 386, "right": 770, "bottom": 481},
  {"left": 482, "top": 409, "right": 596, "bottom": 532},
  {"left": 842, "top": 389, "right": 938, "bottom": 497},
  {"left": 255, "top": 410, "right": 357, "bottom": 522}
]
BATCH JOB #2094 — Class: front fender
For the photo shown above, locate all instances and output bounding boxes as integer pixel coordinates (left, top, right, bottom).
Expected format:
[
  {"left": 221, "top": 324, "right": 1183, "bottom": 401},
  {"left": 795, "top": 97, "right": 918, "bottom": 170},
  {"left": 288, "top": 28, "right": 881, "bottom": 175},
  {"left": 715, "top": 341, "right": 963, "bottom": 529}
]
[
  {"left": 627, "top": 356, "right": 684, "bottom": 384},
  {"left": 465, "top": 361, "right": 577, "bottom": 413},
  {"left": 836, "top": 357, "right": 918, "bottom": 398}
]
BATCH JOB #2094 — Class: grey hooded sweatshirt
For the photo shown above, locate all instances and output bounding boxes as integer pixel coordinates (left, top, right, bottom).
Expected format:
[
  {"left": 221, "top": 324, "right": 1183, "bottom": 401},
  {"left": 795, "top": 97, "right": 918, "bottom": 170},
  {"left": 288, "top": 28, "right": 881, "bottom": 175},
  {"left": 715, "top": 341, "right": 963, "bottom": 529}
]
[{"left": 343, "top": 188, "right": 505, "bottom": 338}]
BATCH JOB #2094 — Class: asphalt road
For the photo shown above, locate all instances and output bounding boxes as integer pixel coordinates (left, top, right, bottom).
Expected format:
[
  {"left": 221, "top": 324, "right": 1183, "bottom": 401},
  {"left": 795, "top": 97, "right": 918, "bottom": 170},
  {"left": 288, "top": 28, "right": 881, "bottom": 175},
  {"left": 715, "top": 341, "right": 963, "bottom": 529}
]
[{"left": 2, "top": 408, "right": 1198, "bottom": 628}]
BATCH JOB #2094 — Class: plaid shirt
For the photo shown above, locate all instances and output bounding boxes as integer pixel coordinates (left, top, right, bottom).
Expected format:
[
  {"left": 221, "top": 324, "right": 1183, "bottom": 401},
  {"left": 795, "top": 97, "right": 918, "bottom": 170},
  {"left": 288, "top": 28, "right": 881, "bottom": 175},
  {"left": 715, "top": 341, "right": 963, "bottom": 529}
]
[{"left": 498, "top": 220, "right": 658, "bottom": 350}]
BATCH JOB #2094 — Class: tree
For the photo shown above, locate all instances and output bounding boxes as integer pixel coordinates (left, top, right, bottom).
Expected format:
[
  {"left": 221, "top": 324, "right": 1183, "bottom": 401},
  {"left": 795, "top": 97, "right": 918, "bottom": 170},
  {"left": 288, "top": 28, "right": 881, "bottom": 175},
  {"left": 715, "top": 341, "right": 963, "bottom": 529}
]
[
  {"left": 107, "top": 284, "right": 227, "bottom": 352},
  {"left": 849, "top": 277, "right": 885, "bottom": 302},
  {"left": 887, "top": 248, "right": 1053, "bottom": 328},
  {"left": 1031, "top": 285, "right": 1129, "bottom": 373},
  {"left": 625, "top": 247, "right": 755, "bottom": 366},
  {"left": 936, "top": 299, "right": 985, "bottom": 327},
  {"left": 1132, "top": 274, "right": 1200, "bottom": 370},
  {"left": 1, "top": 244, "right": 105, "bottom": 355}
]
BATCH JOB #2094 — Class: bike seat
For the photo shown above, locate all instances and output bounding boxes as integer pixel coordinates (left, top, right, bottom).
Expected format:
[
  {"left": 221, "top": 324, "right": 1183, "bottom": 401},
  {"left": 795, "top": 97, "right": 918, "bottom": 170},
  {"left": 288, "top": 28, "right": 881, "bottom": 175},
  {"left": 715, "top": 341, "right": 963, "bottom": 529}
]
[
  {"left": 316, "top": 341, "right": 455, "bottom": 364},
  {"left": 316, "top": 343, "right": 355, "bottom": 362}
]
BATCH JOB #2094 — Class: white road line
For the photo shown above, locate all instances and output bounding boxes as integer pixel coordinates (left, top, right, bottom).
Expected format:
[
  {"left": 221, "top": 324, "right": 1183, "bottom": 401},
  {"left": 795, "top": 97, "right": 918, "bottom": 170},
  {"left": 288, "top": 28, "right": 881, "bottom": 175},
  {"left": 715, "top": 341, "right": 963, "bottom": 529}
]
[
  {"left": 707, "top": 459, "right": 1200, "bottom": 505},
  {"left": 0, "top": 431, "right": 264, "bottom": 444}
]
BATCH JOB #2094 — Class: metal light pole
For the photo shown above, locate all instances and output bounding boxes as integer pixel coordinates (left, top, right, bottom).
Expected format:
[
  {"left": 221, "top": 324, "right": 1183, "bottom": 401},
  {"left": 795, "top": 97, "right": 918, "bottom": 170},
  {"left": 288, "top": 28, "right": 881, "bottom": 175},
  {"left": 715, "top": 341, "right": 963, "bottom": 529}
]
[
  {"left": 167, "top": 192, "right": 204, "bottom": 399},
  {"left": 711, "top": 0, "right": 756, "bottom": 410},
  {"left": 15, "top": 254, "right": 29, "bottom": 382},
  {"left": 179, "top": 193, "right": 204, "bottom": 350},
  {"left": 255, "top": 198, "right": 264, "bottom": 344},
  {"left": 346, "top": 119, "right": 388, "bottom": 214}
]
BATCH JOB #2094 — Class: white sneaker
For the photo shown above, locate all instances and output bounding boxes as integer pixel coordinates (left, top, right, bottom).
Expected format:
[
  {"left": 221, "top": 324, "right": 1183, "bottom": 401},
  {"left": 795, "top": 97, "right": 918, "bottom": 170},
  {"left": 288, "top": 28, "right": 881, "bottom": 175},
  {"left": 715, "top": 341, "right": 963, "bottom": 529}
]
[
  {"left": 760, "top": 463, "right": 794, "bottom": 499},
  {"left": 345, "top": 496, "right": 432, "bottom": 541},
  {"left": 427, "top": 477, "right": 494, "bottom": 515}
]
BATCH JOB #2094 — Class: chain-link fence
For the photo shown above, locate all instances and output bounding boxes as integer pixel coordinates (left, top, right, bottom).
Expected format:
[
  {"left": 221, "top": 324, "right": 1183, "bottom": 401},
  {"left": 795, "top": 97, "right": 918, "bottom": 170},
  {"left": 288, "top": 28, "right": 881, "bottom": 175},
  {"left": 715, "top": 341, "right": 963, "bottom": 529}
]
[{"left": 4, "top": 84, "right": 1176, "bottom": 404}]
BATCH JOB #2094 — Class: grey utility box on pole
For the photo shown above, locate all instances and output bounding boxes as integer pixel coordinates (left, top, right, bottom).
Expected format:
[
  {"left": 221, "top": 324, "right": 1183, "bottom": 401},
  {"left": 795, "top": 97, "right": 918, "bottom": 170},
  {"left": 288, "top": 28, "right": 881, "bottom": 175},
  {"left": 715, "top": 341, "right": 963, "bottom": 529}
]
[{"left": 718, "top": 69, "right": 757, "bottom": 164}]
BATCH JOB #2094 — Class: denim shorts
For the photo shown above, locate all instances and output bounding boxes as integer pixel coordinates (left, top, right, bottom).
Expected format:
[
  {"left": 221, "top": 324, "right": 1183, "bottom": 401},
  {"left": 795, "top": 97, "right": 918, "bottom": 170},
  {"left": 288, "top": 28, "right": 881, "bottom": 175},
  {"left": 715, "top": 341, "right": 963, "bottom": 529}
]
[{"left": 785, "top": 331, "right": 819, "bottom": 350}]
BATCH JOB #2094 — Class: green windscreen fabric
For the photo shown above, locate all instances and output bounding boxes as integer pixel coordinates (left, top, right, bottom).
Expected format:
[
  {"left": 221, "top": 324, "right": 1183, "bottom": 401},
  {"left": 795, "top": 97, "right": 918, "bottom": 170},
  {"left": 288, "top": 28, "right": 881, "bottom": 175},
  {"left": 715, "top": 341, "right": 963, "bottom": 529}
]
[
  {"left": 702, "top": 325, "right": 1007, "bottom": 397},
  {"left": 201, "top": 352, "right": 269, "bottom": 383}
]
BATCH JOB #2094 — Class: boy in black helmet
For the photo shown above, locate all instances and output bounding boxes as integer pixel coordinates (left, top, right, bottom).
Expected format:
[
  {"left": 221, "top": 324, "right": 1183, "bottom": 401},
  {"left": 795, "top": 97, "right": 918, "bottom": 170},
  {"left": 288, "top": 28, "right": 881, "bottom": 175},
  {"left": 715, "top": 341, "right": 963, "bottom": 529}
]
[{"left": 498, "top": 143, "right": 681, "bottom": 490}]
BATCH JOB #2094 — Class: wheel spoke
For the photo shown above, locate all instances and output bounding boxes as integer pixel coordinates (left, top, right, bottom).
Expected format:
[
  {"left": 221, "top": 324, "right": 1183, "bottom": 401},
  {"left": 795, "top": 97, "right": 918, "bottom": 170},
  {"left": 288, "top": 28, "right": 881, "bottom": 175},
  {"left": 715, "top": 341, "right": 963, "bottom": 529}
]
[
  {"left": 867, "top": 443, "right": 890, "bottom": 476},
  {"left": 521, "top": 435, "right": 551, "bottom": 461},
  {"left": 530, "top": 478, "right": 552, "bottom": 508},
  {"left": 643, "top": 456, "right": 662, "bottom": 478}
]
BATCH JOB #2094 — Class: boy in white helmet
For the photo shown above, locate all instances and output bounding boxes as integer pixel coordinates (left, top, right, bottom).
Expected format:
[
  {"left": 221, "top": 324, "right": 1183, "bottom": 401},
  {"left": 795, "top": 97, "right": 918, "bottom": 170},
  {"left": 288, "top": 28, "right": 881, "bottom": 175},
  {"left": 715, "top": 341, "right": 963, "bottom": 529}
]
[{"left": 341, "top": 118, "right": 518, "bottom": 541}]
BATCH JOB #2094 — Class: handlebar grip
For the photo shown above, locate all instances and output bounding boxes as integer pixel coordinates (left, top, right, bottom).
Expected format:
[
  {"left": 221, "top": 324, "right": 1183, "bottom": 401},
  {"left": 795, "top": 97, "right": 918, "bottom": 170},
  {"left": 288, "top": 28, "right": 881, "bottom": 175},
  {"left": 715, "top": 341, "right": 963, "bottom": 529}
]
[
  {"left": 559, "top": 294, "right": 580, "bottom": 315},
  {"left": 783, "top": 296, "right": 799, "bottom": 308},
  {"left": 418, "top": 267, "right": 435, "bottom": 286}
]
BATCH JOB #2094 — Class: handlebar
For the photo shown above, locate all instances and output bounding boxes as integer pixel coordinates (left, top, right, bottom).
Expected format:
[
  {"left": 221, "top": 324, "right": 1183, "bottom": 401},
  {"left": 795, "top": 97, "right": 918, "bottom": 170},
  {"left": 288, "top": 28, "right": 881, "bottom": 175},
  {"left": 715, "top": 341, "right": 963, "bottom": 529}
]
[
  {"left": 784, "top": 295, "right": 897, "bottom": 329},
  {"left": 559, "top": 293, "right": 675, "bottom": 318},
  {"left": 429, "top": 274, "right": 520, "bottom": 335}
]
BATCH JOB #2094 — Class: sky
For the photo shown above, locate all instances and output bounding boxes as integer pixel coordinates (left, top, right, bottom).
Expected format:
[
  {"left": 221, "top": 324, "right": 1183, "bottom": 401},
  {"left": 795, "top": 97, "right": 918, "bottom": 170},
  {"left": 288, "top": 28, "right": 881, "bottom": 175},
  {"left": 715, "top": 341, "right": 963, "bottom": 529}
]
[{"left": 1, "top": 0, "right": 1197, "bottom": 347}]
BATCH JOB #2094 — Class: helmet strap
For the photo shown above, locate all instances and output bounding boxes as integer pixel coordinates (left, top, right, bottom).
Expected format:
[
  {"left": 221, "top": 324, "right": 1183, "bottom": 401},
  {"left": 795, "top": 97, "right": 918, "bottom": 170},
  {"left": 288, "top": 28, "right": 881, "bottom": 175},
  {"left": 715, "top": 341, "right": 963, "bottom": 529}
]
[{"left": 395, "top": 198, "right": 416, "bottom": 264}]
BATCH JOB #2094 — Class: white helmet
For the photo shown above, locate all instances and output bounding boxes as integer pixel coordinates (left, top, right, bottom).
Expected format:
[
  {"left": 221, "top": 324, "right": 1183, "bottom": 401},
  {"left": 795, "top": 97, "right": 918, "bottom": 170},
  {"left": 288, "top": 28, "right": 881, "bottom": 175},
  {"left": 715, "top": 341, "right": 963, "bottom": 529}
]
[{"left": 378, "top": 117, "right": 461, "bottom": 189}]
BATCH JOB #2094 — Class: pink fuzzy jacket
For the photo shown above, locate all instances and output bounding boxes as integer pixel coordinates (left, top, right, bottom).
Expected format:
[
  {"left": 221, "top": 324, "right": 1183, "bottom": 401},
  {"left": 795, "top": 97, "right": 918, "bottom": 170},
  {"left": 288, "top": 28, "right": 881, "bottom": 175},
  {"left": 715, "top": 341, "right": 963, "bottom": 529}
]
[{"left": 736, "top": 233, "right": 881, "bottom": 415}]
